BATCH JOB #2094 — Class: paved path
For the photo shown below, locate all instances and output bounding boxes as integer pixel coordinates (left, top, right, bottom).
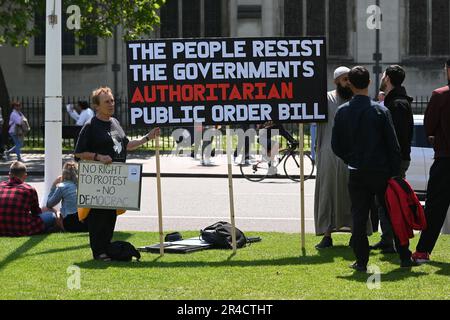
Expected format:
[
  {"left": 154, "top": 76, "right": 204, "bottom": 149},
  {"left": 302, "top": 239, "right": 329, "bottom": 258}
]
[
  {"left": 0, "top": 152, "right": 318, "bottom": 234},
  {"left": 29, "top": 177, "right": 318, "bottom": 234},
  {"left": 0, "top": 152, "right": 315, "bottom": 178}
]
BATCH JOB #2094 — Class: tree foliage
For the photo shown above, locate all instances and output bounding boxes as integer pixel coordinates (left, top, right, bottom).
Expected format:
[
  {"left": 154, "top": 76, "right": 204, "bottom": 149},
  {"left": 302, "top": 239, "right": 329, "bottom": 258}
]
[{"left": 0, "top": 0, "right": 166, "bottom": 46}]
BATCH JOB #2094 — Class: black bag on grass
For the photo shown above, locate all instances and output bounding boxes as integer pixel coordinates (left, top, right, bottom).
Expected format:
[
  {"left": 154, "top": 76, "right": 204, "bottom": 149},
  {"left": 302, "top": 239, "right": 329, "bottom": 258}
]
[
  {"left": 200, "top": 221, "right": 247, "bottom": 249},
  {"left": 107, "top": 241, "right": 141, "bottom": 262}
]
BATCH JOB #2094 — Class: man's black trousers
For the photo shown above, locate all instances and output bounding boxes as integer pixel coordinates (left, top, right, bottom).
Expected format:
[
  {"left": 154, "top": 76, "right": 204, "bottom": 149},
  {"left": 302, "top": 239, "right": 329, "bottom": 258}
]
[
  {"left": 348, "top": 170, "right": 411, "bottom": 267},
  {"left": 417, "top": 158, "right": 450, "bottom": 254}
]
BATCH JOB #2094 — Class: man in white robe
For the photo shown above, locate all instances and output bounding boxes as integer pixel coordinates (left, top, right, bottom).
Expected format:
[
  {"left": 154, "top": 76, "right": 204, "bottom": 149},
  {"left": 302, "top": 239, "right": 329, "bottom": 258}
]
[{"left": 314, "top": 67, "right": 354, "bottom": 249}]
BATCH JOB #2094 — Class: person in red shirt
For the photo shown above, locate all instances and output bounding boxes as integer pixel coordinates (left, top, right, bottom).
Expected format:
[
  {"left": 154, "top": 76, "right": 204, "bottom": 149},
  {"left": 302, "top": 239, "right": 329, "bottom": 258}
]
[
  {"left": 412, "top": 59, "right": 450, "bottom": 264},
  {"left": 0, "top": 161, "right": 56, "bottom": 236}
]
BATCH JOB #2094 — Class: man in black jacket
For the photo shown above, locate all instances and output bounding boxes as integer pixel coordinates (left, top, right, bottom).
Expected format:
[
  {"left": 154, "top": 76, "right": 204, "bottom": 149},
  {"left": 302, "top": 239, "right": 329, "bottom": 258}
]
[
  {"left": 371, "top": 65, "right": 414, "bottom": 253},
  {"left": 380, "top": 65, "right": 414, "bottom": 176},
  {"left": 331, "top": 66, "right": 416, "bottom": 271}
]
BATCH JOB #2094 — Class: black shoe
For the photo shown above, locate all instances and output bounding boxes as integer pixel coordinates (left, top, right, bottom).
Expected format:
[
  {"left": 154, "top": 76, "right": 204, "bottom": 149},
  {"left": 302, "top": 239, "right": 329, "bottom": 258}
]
[
  {"left": 400, "top": 258, "right": 419, "bottom": 268},
  {"left": 315, "top": 236, "right": 333, "bottom": 249},
  {"left": 94, "top": 253, "right": 112, "bottom": 262},
  {"left": 288, "top": 141, "right": 299, "bottom": 149},
  {"left": 381, "top": 246, "right": 397, "bottom": 254},
  {"left": 370, "top": 241, "right": 393, "bottom": 250},
  {"left": 349, "top": 262, "right": 367, "bottom": 272}
]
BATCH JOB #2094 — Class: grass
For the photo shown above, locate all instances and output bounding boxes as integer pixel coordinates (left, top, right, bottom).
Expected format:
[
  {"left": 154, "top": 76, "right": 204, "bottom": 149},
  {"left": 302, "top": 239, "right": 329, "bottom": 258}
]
[{"left": 0, "top": 232, "right": 448, "bottom": 300}]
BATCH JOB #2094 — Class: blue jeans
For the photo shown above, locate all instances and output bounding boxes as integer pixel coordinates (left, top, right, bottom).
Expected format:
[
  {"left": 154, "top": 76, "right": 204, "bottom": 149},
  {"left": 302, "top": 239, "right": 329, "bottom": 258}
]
[
  {"left": 8, "top": 133, "right": 23, "bottom": 160},
  {"left": 39, "top": 212, "right": 56, "bottom": 232}
]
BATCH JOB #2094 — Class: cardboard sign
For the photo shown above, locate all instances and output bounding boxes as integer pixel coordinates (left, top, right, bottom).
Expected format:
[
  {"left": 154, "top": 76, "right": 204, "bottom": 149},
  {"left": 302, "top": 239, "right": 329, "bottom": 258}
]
[
  {"left": 126, "top": 37, "right": 328, "bottom": 127},
  {"left": 77, "top": 161, "right": 143, "bottom": 210}
]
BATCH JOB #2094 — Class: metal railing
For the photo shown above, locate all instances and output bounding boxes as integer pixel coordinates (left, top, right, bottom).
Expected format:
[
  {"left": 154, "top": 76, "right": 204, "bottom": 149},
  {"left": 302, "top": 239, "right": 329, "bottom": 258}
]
[
  {"left": 6, "top": 96, "right": 429, "bottom": 152},
  {"left": 411, "top": 96, "right": 430, "bottom": 115}
]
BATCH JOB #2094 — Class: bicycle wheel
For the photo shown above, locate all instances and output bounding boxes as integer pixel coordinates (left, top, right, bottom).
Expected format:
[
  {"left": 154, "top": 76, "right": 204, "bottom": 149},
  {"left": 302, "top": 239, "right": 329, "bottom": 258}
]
[
  {"left": 283, "top": 151, "right": 315, "bottom": 182},
  {"left": 239, "top": 155, "right": 270, "bottom": 182}
]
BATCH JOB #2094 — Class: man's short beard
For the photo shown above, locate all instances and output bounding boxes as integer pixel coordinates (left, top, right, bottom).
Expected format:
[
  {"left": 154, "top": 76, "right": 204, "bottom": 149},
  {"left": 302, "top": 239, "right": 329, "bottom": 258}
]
[{"left": 336, "top": 83, "right": 353, "bottom": 100}]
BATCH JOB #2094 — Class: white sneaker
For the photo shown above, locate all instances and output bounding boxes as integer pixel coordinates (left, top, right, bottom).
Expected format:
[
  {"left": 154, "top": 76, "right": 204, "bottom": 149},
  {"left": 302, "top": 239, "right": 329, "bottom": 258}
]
[
  {"left": 235, "top": 156, "right": 251, "bottom": 165},
  {"left": 262, "top": 154, "right": 271, "bottom": 162},
  {"left": 267, "top": 166, "right": 278, "bottom": 175},
  {"left": 201, "top": 158, "right": 213, "bottom": 166}
]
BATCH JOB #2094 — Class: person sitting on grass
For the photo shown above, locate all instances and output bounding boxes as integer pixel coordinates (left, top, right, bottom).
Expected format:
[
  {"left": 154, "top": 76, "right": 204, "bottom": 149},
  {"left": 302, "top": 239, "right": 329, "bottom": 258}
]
[
  {"left": 0, "top": 161, "right": 57, "bottom": 236},
  {"left": 46, "top": 161, "right": 88, "bottom": 233}
]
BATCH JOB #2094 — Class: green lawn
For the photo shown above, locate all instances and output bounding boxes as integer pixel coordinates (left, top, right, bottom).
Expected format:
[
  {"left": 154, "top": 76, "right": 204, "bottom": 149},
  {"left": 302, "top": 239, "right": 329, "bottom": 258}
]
[{"left": 0, "top": 232, "right": 448, "bottom": 300}]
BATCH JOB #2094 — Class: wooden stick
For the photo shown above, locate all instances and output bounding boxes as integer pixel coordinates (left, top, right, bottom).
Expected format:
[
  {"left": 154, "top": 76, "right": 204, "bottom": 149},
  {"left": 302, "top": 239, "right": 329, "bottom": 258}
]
[
  {"left": 226, "top": 126, "right": 237, "bottom": 253},
  {"left": 155, "top": 131, "right": 164, "bottom": 256},
  {"left": 299, "top": 123, "right": 306, "bottom": 251}
]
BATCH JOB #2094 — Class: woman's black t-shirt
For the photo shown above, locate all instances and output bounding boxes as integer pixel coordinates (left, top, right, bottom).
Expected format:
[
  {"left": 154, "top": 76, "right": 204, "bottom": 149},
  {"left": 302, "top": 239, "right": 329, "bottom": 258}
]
[{"left": 75, "top": 116, "right": 129, "bottom": 163}]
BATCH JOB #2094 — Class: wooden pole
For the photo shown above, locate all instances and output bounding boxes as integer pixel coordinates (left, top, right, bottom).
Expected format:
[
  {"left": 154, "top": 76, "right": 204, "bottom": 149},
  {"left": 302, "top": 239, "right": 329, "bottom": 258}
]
[
  {"left": 299, "top": 124, "right": 306, "bottom": 251},
  {"left": 226, "top": 126, "right": 237, "bottom": 253},
  {"left": 155, "top": 131, "right": 164, "bottom": 256}
]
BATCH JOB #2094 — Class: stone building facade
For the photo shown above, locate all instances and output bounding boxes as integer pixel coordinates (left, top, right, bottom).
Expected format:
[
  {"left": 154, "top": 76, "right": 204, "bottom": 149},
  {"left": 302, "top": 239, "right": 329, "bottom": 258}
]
[{"left": 0, "top": 0, "right": 448, "bottom": 101}]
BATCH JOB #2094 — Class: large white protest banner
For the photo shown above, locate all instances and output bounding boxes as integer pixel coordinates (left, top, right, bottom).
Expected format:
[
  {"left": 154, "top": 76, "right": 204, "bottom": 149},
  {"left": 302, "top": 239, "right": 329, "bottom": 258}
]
[{"left": 77, "top": 161, "right": 143, "bottom": 210}]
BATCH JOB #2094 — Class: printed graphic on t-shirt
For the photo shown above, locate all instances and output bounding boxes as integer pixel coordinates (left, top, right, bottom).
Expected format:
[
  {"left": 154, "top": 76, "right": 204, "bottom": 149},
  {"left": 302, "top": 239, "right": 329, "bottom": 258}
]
[{"left": 110, "top": 131, "right": 123, "bottom": 155}]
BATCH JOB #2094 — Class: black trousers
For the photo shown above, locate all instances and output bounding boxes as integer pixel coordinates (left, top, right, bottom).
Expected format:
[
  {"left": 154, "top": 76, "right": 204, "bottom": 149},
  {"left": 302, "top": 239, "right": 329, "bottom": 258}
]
[
  {"left": 348, "top": 170, "right": 411, "bottom": 267},
  {"left": 87, "top": 209, "right": 117, "bottom": 258},
  {"left": 234, "top": 124, "right": 251, "bottom": 159},
  {"left": 369, "top": 200, "right": 379, "bottom": 232},
  {"left": 377, "top": 160, "right": 410, "bottom": 245},
  {"left": 63, "top": 213, "right": 89, "bottom": 233},
  {"left": 260, "top": 124, "right": 297, "bottom": 157},
  {"left": 265, "top": 124, "right": 297, "bottom": 149},
  {"left": 417, "top": 158, "right": 450, "bottom": 254},
  {"left": 0, "top": 132, "right": 4, "bottom": 153}
]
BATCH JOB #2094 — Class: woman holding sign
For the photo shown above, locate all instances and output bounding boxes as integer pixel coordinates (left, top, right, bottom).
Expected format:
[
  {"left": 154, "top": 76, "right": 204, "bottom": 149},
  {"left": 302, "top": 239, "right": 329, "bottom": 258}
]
[{"left": 74, "top": 86, "right": 159, "bottom": 261}]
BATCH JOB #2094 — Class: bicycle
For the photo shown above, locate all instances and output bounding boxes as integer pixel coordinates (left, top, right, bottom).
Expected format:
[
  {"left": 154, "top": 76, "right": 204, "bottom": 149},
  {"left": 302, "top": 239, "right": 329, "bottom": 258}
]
[{"left": 239, "top": 141, "right": 315, "bottom": 182}]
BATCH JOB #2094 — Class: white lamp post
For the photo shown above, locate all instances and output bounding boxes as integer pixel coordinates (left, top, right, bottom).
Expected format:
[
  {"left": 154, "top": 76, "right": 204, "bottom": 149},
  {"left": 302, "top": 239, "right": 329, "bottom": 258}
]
[{"left": 43, "top": 0, "right": 62, "bottom": 205}]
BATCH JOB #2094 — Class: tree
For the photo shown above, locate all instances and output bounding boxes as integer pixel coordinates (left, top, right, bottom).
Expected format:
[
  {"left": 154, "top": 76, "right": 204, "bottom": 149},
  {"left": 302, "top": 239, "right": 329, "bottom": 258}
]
[
  {"left": 0, "top": 0, "right": 166, "bottom": 46},
  {"left": 0, "top": 0, "right": 166, "bottom": 117}
]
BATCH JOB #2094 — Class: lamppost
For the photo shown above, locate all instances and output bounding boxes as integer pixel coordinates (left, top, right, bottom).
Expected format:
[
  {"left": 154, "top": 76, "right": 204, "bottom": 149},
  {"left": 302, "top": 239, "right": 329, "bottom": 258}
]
[
  {"left": 367, "top": 1, "right": 382, "bottom": 98},
  {"left": 43, "top": 0, "right": 62, "bottom": 204},
  {"left": 373, "top": 0, "right": 381, "bottom": 99},
  {"left": 43, "top": 2, "right": 81, "bottom": 203}
]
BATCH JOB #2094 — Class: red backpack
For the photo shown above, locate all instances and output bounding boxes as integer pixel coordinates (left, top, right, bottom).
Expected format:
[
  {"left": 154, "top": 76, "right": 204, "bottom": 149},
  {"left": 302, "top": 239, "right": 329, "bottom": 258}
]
[{"left": 385, "top": 177, "right": 427, "bottom": 246}]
